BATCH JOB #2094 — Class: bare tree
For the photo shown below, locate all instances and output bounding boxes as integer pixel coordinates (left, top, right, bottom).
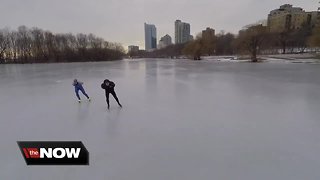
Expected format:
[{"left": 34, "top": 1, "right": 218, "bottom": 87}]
[
  {"left": 0, "top": 29, "right": 10, "bottom": 62},
  {"left": 183, "top": 39, "right": 203, "bottom": 60},
  {"left": 9, "top": 31, "right": 19, "bottom": 61},
  {"left": 201, "top": 31, "right": 216, "bottom": 56},
  {"left": 0, "top": 25, "right": 125, "bottom": 63},
  {"left": 216, "top": 32, "right": 235, "bottom": 55},
  {"left": 234, "top": 25, "right": 268, "bottom": 62}
]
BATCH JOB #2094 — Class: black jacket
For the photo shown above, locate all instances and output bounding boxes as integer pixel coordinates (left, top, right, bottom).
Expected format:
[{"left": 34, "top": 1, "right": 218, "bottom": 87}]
[{"left": 101, "top": 80, "right": 115, "bottom": 92}]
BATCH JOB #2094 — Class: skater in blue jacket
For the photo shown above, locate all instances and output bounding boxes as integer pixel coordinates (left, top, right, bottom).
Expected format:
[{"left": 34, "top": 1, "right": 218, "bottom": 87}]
[{"left": 73, "top": 79, "right": 90, "bottom": 102}]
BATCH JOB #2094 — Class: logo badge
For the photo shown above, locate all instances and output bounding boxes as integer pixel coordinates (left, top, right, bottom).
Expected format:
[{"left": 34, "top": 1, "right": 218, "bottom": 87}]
[{"left": 17, "top": 141, "right": 89, "bottom": 165}]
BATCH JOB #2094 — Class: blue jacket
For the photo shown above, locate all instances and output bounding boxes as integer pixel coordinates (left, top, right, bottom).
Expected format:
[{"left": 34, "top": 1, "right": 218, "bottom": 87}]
[{"left": 73, "top": 81, "right": 84, "bottom": 90}]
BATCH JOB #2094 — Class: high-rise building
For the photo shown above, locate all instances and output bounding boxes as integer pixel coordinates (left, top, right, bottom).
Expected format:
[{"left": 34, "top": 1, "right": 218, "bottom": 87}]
[
  {"left": 128, "top": 45, "right": 139, "bottom": 53},
  {"left": 144, "top": 23, "right": 157, "bottom": 51},
  {"left": 175, "top": 20, "right": 191, "bottom": 44},
  {"left": 158, "top": 34, "right": 172, "bottom": 49},
  {"left": 202, "top": 27, "right": 215, "bottom": 39},
  {"left": 268, "top": 4, "right": 318, "bottom": 32}
]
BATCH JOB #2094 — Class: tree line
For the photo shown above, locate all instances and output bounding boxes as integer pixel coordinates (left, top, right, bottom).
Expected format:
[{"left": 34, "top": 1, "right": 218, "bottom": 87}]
[
  {"left": 233, "top": 23, "right": 318, "bottom": 62},
  {"left": 0, "top": 26, "right": 125, "bottom": 63},
  {"left": 132, "top": 23, "right": 320, "bottom": 62}
]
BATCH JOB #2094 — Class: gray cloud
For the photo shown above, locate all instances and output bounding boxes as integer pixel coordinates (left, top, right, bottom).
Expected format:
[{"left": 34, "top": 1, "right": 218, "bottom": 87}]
[{"left": 0, "top": 0, "right": 317, "bottom": 49}]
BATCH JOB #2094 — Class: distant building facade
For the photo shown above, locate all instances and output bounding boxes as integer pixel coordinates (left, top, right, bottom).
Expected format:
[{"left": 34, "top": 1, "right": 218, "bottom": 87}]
[
  {"left": 158, "top": 34, "right": 172, "bottom": 49},
  {"left": 202, "top": 27, "right": 215, "bottom": 39},
  {"left": 175, "top": 20, "right": 192, "bottom": 44},
  {"left": 144, "top": 23, "right": 157, "bottom": 51},
  {"left": 128, "top": 45, "right": 139, "bottom": 53},
  {"left": 268, "top": 4, "right": 319, "bottom": 32}
]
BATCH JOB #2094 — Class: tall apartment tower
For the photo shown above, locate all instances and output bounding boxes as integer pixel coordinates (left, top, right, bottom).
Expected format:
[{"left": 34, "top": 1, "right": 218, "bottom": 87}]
[
  {"left": 158, "top": 34, "right": 172, "bottom": 49},
  {"left": 202, "top": 27, "right": 215, "bottom": 39},
  {"left": 144, "top": 23, "right": 157, "bottom": 51},
  {"left": 267, "top": 4, "right": 319, "bottom": 32},
  {"left": 175, "top": 20, "right": 191, "bottom": 44}
]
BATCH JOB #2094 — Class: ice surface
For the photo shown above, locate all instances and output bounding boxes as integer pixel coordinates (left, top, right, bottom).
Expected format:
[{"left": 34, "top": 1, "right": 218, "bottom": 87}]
[{"left": 1, "top": 59, "right": 320, "bottom": 180}]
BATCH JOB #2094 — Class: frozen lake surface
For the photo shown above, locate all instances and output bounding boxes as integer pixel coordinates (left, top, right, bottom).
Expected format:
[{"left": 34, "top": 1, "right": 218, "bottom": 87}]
[{"left": 1, "top": 59, "right": 320, "bottom": 180}]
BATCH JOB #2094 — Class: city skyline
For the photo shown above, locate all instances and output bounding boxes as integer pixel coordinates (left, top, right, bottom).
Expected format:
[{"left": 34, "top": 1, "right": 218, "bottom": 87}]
[{"left": 0, "top": 0, "right": 317, "bottom": 49}]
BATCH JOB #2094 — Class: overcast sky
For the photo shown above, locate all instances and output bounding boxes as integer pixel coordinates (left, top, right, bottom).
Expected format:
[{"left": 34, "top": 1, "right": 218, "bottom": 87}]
[{"left": 0, "top": 0, "right": 318, "bottom": 49}]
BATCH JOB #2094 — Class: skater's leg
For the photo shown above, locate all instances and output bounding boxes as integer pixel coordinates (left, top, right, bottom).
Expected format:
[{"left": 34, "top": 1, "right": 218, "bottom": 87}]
[
  {"left": 111, "top": 91, "right": 122, "bottom": 107},
  {"left": 75, "top": 89, "right": 81, "bottom": 100},
  {"left": 105, "top": 92, "right": 110, "bottom": 109},
  {"left": 80, "top": 87, "right": 90, "bottom": 99}
]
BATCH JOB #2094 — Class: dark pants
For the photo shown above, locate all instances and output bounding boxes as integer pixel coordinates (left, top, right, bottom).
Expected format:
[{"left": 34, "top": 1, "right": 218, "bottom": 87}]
[
  {"left": 75, "top": 87, "right": 89, "bottom": 100},
  {"left": 105, "top": 91, "right": 121, "bottom": 107}
]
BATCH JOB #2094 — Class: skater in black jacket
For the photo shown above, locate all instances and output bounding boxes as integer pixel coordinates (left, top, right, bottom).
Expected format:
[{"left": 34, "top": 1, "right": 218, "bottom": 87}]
[{"left": 101, "top": 79, "right": 122, "bottom": 109}]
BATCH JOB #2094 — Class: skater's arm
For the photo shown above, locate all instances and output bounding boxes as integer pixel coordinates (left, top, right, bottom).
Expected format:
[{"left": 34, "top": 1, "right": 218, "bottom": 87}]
[
  {"left": 101, "top": 83, "right": 106, "bottom": 89},
  {"left": 110, "top": 81, "right": 115, "bottom": 88}
]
